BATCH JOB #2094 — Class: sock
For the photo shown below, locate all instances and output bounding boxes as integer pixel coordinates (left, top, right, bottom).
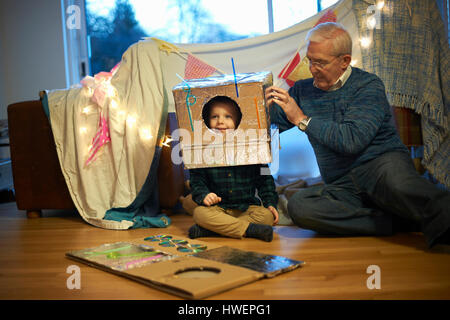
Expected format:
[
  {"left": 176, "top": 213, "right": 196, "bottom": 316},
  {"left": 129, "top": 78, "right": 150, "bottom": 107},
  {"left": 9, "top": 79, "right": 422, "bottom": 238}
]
[
  {"left": 244, "top": 223, "right": 273, "bottom": 242},
  {"left": 188, "top": 224, "right": 221, "bottom": 239}
]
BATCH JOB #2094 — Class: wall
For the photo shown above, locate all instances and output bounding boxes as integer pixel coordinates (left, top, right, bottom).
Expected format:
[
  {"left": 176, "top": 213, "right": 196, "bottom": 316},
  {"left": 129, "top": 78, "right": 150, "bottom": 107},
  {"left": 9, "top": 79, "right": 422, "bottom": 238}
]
[
  {"left": 0, "top": 0, "right": 68, "bottom": 120},
  {"left": 0, "top": 34, "right": 5, "bottom": 117}
]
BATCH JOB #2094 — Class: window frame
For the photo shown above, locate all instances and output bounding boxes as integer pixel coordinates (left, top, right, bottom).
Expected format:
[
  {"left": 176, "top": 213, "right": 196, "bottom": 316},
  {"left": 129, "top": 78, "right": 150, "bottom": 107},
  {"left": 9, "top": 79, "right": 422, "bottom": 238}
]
[{"left": 61, "top": 0, "right": 90, "bottom": 86}]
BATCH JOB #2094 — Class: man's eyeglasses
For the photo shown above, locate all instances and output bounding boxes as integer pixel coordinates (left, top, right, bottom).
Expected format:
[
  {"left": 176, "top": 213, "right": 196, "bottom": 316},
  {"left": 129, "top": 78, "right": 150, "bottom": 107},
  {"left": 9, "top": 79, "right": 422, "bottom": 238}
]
[{"left": 306, "top": 55, "right": 340, "bottom": 70}]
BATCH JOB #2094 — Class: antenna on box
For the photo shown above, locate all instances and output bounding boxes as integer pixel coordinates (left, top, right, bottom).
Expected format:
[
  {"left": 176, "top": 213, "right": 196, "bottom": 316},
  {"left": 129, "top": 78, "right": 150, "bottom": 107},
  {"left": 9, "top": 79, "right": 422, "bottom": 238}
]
[{"left": 231, "top": 57, "right": 239, "bottom": 98}]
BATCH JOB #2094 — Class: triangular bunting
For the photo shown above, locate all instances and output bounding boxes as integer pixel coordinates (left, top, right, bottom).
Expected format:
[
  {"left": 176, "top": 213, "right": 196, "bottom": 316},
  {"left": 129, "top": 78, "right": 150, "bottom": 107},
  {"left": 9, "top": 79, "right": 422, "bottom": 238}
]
[
  {"left": 150, "top": 37, "right": 181, "bottom": 55},
  {"left": 184, "top": 54, "right": 217, "bottom": 80},
  {"left": 314, "top": 9, "right": 337, "bottom": 27},
  {"left": 286, "top": 57, "right": 313, "bottom": 83},
  {"left": 278, "top": 52, "right": 301, "bottom": 87}
]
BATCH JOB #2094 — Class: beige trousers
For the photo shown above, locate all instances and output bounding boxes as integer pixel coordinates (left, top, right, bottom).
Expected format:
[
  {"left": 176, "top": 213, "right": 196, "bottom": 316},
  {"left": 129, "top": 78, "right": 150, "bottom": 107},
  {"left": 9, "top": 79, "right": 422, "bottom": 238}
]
[{"left": 193, "top": 204, "right": 274, "bottom": 239}]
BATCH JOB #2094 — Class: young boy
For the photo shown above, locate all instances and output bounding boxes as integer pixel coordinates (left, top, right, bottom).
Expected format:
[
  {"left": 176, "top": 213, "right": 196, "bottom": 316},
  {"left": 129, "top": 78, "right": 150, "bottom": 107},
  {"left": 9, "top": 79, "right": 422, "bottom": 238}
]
[{"left": 188, "top": 95, "right": 279, "bottom": 242}]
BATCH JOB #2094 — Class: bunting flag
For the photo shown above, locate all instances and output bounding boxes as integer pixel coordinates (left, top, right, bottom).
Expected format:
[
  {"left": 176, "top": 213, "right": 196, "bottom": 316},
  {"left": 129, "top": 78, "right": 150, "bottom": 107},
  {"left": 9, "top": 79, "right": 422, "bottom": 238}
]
[
  {"left": 286, "top": 56, "right": 313, "bottom": 85},
  {"left": 277, "top": 53, "right": 313, "bottom": 87},
  {"left": 150, "top": 37, "right": 225, "bottom": 79},
  {"left": 184, "top": 54, "right": 217, "bottom": 79},
  {"left": 150, "top": 37, "right": 182, "bottom": 55},
  {"left": 278, "top": 52, "right": 301, "bottom": 87},
  {"left": 277, "top": 9, "right": 337, "bottom": 87},
  {"left": 314, "top": 9, "right": 337, "bottom": 26}
]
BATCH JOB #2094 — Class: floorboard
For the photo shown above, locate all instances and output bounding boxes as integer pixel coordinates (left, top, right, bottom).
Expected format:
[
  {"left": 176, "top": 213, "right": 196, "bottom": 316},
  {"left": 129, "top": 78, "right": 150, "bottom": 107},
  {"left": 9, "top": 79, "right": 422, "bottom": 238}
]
[{"left": 0, "top": 202, "right": 449, "bottom": 300}]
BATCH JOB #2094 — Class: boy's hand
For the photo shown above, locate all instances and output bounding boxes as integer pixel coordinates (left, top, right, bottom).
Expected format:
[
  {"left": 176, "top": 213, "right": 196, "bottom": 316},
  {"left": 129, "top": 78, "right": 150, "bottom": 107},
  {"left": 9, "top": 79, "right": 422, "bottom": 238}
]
[
  {"left": 203, "top": 193, "right": 222, "bottom": 206},
  {"left": 268, "top": 206, "right": 279, "bottom": 225}
]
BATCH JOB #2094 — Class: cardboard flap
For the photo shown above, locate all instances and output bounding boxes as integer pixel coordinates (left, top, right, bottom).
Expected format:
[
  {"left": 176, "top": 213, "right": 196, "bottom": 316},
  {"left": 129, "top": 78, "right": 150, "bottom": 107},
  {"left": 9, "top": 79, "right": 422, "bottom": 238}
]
[{"left": 126, "top": 256, "right": 262, "bottom": 299}]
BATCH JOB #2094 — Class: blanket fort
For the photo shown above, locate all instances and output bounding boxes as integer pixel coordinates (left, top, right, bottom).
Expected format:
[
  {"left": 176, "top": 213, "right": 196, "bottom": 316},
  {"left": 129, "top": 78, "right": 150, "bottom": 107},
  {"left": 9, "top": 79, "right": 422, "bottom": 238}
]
[
  {"left": 172, "top": 72, "right": 274, "bottom": 169},
  {"left": 66, "top": 233, "right": 303, "bottom": 299},
  {"left": 47, "top": 40, "right": 170, "bottom": 230}
]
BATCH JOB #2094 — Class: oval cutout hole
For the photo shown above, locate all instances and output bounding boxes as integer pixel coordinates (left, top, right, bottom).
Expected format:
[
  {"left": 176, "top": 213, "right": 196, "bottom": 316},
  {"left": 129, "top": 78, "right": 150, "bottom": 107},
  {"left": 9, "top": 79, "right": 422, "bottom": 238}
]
[{"left": 174, "top": 267, "right": 221, "bottom": 279}]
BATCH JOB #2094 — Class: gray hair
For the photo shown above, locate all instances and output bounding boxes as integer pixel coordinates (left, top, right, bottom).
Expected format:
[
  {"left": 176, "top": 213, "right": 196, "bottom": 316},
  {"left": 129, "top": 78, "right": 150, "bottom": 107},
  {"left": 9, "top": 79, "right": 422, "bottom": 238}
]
[{"left": 306, "top": 22, "right": 352, "bottom": 56}]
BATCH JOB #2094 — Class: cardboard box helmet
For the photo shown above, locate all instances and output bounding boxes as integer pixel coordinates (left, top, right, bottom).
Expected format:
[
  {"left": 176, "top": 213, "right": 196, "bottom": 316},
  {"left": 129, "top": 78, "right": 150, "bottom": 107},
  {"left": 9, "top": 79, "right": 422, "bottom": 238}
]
[{"left": 172, "top": 71, "right": 274, "bottom": 169}]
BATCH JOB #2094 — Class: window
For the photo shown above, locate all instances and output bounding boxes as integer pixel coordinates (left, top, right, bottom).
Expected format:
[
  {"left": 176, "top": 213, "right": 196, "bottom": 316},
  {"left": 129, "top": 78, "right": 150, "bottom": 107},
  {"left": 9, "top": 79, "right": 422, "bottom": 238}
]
[
  {"left": 85, "top": 0, "right": 338, "bottom": 74},
  {"left": 272, "top": 0, "right": 318, "bottom": 32}
]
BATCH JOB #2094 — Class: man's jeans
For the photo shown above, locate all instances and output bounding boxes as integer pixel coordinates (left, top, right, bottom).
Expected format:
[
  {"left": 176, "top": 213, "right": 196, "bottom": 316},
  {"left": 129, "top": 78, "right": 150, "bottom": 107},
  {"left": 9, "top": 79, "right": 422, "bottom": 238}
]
[{"left": 288, "top": 151, "right": 450, "bottom": 247}]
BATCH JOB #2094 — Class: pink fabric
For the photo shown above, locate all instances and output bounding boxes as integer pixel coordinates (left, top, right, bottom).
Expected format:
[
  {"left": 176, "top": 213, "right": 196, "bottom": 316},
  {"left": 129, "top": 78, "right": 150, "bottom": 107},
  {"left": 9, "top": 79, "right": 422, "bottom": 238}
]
[
  {"left": 85, "top": 114, "right": 111, "bottom": 167},
  {"left": 80, "top": 63, "right": 119, "bottom": 167}
]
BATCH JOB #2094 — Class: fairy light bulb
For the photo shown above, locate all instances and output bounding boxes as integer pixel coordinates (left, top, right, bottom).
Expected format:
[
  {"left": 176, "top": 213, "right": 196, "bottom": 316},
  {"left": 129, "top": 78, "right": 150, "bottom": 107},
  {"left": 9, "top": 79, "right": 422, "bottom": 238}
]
[
  {"left": 126, "top": 115, "right": 136, "bottom": 128},
  {"left": 377, "top": 1, "right": 384, "bottom": 10},
  {"left": 106, "top": 84, "right": 116, "bottom": 97},
  {"left": 350, "top": 59, "right": 358, "bottom": 67},
  {"left": 110, "top": 99, "right": 118, "bottom": 109},
  {"left": 161, "top": 136, "right": 173, "bottom": 147},
  {"left": 360, "top": 36, "right": 372, "bottom": 48},
  {"left": 85, "top": 87, "right": 94, "bottom": 97},
  {"left": 82, "top": 106, "right": 91, "bottom": 114},
  {"left": 79, "top": 127, "right": 88, "bottom": 134},
  {"left": 367, "top": 16, "right": 377, "bottom": 29},
  {"left": 140, "top": 128, "right": 153, "bottom": 141}
]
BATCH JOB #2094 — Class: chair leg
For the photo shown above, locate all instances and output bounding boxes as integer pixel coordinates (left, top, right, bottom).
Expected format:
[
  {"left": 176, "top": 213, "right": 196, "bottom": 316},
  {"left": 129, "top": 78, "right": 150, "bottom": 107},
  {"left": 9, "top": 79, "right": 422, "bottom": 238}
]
[{"left": 26, "top": 210, "right": 42, "bottom": 218}]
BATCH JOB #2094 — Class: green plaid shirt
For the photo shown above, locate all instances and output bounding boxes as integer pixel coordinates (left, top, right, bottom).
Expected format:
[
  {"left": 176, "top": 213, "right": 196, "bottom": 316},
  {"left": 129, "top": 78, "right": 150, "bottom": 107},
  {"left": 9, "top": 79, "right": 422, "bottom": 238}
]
[{"left": 189, "top": 164, "right": 278, "bottom": 212}]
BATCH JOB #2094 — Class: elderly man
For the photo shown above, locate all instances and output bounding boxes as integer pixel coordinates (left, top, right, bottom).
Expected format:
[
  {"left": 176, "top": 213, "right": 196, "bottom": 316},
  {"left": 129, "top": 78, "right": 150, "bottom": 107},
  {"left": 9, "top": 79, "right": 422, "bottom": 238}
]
[{"left": 266, "top": 22, "right": 450, "bottom": 248}]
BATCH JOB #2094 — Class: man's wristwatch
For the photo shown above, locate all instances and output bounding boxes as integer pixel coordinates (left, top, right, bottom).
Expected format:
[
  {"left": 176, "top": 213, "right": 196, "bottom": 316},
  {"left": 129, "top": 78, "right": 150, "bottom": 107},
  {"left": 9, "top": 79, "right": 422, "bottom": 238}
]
[{"left": 297, "top": 117, "right": 311, "bottom": 132}]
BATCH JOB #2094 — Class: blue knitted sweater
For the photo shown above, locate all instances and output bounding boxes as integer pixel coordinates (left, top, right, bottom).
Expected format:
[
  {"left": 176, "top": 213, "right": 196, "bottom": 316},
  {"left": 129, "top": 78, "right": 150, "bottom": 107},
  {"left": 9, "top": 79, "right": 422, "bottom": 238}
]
[{"left": 270, "top": 67, "right": 408, "bottom": 183}]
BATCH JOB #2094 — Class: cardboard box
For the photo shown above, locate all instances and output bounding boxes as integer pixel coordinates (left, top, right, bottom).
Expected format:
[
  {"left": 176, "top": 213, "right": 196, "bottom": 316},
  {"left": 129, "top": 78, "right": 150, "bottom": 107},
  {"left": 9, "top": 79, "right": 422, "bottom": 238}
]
[
  {"left": 172, "top": 72, "right": 273, "bottom": 169},
  {"left": 66, "top": 233, "right": 303, "bottom": 299}
]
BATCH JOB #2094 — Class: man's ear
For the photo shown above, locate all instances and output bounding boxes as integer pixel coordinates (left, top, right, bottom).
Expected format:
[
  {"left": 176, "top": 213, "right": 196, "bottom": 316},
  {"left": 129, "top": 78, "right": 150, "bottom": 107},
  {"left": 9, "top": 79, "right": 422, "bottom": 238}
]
[{"left": 341, "top": 54, "right": 352, "bottom": 69}]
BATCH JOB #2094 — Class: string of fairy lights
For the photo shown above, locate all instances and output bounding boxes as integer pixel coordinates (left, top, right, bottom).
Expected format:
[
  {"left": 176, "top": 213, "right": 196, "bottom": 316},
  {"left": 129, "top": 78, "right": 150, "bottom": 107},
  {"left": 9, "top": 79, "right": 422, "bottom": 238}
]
[{"left": 360, "top": 0, "right": 385, "bottom": 48}]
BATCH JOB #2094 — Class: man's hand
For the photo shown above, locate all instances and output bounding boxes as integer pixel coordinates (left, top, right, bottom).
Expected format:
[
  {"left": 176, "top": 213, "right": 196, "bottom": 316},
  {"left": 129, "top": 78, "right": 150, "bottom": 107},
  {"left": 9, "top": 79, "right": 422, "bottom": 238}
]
[
  {"left": 268, "top": 205, "right": 279, "bottom": 225},
  {"left": 203, "top": 193, "right": 222, "bottom": 206},
  {"left": 265, "top": 86, "right": 307, "bottom": 126}
]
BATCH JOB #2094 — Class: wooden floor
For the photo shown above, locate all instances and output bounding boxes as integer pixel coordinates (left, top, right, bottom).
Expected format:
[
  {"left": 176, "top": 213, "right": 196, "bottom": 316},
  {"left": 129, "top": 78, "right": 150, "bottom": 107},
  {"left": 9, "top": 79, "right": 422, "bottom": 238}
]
[{"left": 0, "top": 201, "right": 449, "bottom": 300}]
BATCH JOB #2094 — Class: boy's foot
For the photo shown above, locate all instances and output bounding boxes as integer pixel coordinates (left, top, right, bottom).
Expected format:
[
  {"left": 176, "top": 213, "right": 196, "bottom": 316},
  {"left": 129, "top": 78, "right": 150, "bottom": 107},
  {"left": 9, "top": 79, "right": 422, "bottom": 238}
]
[
  {"left": 188, "top": 224, "right": 221, "bottom": 239},
  {"left": 245, "top": 223, "right": 273, "bottom": 242}
]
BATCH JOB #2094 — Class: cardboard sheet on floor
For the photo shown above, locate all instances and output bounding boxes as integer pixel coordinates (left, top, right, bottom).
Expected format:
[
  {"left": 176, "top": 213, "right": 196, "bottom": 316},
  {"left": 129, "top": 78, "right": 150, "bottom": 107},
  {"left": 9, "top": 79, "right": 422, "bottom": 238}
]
[{"left": 66, "top": 234, "right": 303, "bottom": 299}]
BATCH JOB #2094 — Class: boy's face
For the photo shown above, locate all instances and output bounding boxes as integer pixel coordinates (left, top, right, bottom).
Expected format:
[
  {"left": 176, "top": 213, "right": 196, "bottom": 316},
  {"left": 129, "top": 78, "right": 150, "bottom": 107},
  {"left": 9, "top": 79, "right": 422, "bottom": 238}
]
[{"left": 208, "top": 103, "right": 237, "bottom": 133}]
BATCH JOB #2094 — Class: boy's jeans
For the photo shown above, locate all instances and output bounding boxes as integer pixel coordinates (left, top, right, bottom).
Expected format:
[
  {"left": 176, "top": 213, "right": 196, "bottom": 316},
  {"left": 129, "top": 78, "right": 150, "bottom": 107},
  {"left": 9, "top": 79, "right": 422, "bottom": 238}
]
[{"left": 287, "top": 151, "right": 450, "bottom": 247}]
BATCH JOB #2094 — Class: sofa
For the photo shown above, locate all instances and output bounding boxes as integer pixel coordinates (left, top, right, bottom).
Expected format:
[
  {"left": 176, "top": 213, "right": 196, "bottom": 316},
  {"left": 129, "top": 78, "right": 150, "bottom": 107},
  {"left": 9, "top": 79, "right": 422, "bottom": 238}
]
[{"left": 7, "top": 99, "right": 185, "bottom": 218}]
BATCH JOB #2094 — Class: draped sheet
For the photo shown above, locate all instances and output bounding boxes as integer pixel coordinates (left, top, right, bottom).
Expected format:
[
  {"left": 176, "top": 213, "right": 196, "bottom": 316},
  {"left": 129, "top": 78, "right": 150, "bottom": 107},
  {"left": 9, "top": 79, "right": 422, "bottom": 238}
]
[{"left": 47, "top": 40, "right": 169, "bottom": 229}]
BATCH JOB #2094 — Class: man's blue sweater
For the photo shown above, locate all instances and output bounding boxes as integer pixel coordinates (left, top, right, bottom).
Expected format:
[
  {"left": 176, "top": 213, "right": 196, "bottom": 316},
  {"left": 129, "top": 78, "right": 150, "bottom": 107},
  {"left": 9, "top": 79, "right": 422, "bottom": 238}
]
[{"left": 270, "top": 67, "right": 408, "bottom": 184}]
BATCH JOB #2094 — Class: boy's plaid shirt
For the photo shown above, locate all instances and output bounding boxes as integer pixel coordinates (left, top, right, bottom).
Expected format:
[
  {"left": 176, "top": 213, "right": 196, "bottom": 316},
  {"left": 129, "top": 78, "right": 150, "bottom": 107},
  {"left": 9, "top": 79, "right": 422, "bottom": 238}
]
[{"left": 189, "top": 164, "right": 278, "bottom": 211}]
